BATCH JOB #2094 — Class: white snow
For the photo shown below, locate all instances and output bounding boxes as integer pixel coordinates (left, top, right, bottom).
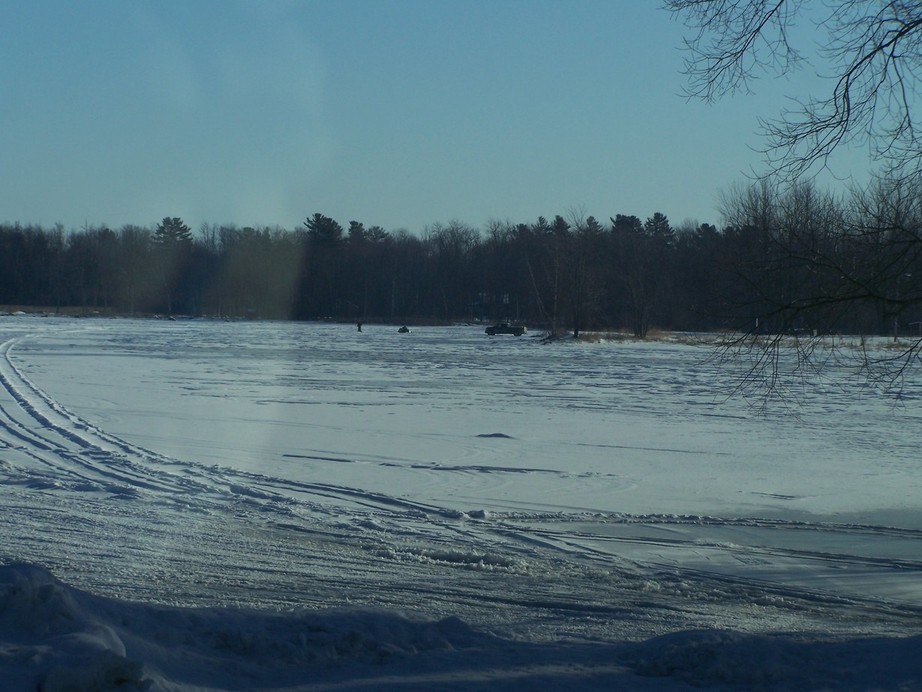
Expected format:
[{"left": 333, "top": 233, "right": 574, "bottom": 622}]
[{"left": 0, "top": 316, "right": 920, "bottom": 690}]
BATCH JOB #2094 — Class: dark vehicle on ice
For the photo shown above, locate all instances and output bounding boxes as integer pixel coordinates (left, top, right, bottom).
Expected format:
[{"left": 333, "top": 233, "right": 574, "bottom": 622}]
[{"left": 485, "top": 323, "right": 526, "bottom": 336}]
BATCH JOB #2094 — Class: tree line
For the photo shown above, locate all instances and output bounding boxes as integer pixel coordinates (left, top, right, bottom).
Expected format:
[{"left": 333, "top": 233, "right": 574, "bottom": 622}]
[{"left": 1, "top": 178, "right": 920, "bottom": 340}]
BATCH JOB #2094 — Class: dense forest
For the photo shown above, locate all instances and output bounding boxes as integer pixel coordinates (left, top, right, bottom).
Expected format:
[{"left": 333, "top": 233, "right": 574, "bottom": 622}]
[{"left": 2, "top": 179, "right": 921, "bottom": 339}]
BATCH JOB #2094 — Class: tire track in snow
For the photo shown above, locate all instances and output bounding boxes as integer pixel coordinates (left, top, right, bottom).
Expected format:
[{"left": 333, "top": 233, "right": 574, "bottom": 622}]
[
  {"left": 474, "top": 510, "right": 922, "bottom": 615},
  {"left": 2, "top": 325, "right": 921, "bottom": 642},
  {"left": 0, "top": 334, "right": 569, "bottom": 624},
  {"left": 0, "top": 336, "right": 516, "bottom": 531},
  {"left": 490, "top": 516, "right": 922, "bottom": 574},
  {"left": 6, "top": 329, "right": 919, "bottom": 619},
  {"left": 0, "top": 336, "right": 241, "bottom": 499}
]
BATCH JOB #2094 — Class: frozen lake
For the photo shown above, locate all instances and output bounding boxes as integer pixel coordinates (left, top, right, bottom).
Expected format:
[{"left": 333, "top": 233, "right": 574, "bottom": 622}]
[{"left": 1, "top": 316, "right": 921, "bottom": 689}]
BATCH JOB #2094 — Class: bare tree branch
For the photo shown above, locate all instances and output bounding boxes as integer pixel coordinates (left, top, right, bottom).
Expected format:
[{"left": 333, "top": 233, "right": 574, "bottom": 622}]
[{"left": 665, "top": 0, "right": 922, "bottom": 180}]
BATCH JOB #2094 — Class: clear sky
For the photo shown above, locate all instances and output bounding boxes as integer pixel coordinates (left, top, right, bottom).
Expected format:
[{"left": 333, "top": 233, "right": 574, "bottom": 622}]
[{"left": 0, "top": 1, "right": 873, "bottom": 235}]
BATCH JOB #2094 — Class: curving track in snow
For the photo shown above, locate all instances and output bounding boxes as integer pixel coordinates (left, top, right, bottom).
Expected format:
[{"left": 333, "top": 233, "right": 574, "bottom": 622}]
[{"left": 1, "top": 319, "right": 921, "bottom": 644}]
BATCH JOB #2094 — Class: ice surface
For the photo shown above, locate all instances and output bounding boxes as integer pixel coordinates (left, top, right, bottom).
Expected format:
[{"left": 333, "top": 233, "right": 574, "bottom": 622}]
[{"left": 0, "top": 316, "right": 920, "bottom": 690}]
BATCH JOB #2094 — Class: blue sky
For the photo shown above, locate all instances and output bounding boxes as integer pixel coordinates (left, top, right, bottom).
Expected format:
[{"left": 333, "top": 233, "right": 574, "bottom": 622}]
[{"left": 1, "top": 1, "right": 873, "bottom": 234}]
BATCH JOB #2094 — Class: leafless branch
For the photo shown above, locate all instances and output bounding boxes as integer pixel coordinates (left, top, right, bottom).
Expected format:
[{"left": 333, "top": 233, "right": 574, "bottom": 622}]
[{"left": 666, "top": 0, "right": 922, "bottom": 179}]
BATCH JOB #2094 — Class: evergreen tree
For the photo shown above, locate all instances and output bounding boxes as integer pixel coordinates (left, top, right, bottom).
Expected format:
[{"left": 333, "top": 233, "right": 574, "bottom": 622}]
[{"left": 153, "top": 217, "right": 193, "bottom": 247}]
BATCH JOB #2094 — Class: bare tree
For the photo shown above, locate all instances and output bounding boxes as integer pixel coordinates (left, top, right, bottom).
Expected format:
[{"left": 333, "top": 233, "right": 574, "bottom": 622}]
[
  {"left": 667, "top": 1, "right": 922, "bottom": 399},
  {"left": 713, "top": 177, "right": 922, "bottom": 401},
  {"left": 666, "top": 0, "right": 922, "bottom": 180}
]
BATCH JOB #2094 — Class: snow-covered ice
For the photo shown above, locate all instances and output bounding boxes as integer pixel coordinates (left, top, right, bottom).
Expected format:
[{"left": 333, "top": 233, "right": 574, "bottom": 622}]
[{"left": 0, "top": 316, "right": 920, "bottom": 690}]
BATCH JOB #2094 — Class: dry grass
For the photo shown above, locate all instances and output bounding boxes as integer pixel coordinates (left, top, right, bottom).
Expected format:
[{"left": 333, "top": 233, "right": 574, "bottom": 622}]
[{"left": 574, "top": 329, "right": 716, "bottom": 346}]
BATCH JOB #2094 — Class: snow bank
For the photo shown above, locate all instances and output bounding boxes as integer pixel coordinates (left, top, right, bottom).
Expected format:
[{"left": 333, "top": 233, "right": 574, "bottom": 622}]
[
  {"left": 2, "top": 563, "right": 920, "bottom": 691},
  {"left": 0, "top": 563, "right": 146, "bottom": 691},
  {"left": 626, "top": 628, "right": 922, "bottom": 690},
  {"left": 0, "top": 563, "right": 507, "bottom": 691}
]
